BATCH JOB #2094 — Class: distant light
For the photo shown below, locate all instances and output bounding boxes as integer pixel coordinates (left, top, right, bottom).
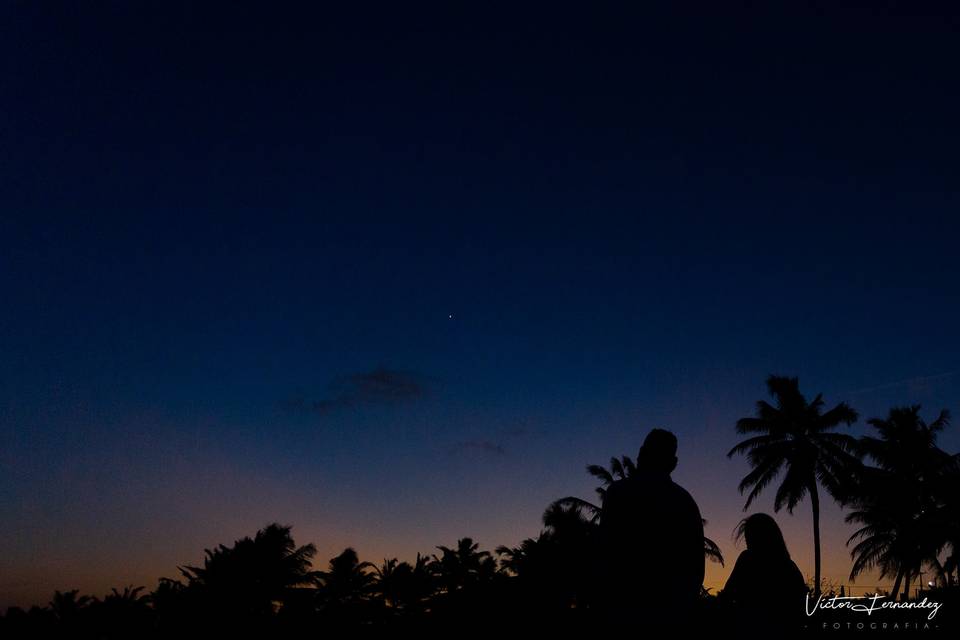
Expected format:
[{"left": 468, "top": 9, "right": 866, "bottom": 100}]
[
  {"left": 928, "top": 581, "right": 935, "bottom": 588},
  {"left": 448, "top": 314, "right": 454, "bottom": 319}
]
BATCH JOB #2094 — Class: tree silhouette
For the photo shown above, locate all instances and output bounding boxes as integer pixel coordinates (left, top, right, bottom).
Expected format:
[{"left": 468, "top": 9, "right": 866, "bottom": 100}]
[
  {"left": 49, "top": 589, "right": 93, "bottom": 623},
  {"left": 316, "top": 547, "right": 376, "bottom": 610},
  {"left": 150, "top": 578, "right": 190, "bottom": 631},
  {"left": 372, "top": 554, "right": 434, "bottom": 612},
  {"left": 104, "top": 586, "right": 148, "bottom": 605},
  {"left": 95, "top": 586, "right": 152, "bottom": 635},
  {"left": 729, "top": 375, "right": 859, "bottom": 595},
  {"left": 373, "top": 558, "right": 405, "bottom": 609},
  {"left": 703, "top": 522, "right": 725, "bottom": 566},
  {"left": 497, "top": 534, "right": 553, "bottom": 577},
  {"left": 847, "top": 406, "right": 954, "bottom": 598},
  {"left": 179, "top": 523, "right": 317, "bottom": 619},
  {"left": 432, "top": 538, "right": 498, "bottom": 593},
  {"left": 587, "top": 456, "right": 635, "bottom": 502},
  {"left": 4, "top": 404, "right": 958, "bottom": 634}
]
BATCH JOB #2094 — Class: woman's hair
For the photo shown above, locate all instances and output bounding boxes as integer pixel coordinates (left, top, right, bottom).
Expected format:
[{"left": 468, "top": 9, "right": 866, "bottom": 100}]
[{"left": 735, "top": 513, "right": 791, "bottom": 559}]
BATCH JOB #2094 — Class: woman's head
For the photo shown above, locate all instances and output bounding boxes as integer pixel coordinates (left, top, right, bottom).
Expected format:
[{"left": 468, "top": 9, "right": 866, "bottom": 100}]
[{"left": 735, "top": 513, "right": 791, "bottom": 559}]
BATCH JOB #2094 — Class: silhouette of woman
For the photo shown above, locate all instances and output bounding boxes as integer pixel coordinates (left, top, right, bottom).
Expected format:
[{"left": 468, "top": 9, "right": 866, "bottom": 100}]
[{"left": 721, "top": 513, "right": 807, "bottom": 630}]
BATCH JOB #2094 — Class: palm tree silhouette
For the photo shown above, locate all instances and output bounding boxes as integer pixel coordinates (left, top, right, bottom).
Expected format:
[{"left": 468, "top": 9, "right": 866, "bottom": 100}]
[
  {"left": 373, "top": 558, "right": 405, "bottom": 609},
  {"left": 496, "top": 534, "right": 552, "bottom": 577},
  {"left": 496, "top": 519, "right": 589, "bottom": 609},
  {"left": 316, "top": 548, "right": 376, "bottom": 608},
  {"left": 432, "top": 538, "right": 498, "bottom": 593},
  {"left": 179, "top": 523, "right": 317, "bottom": 617},
  {"left": 728, "top": 375, "right": 859, "bottom": 595},
  {"left": 104, "top": 586, "right": 148, "bottom": 605},
  {"left": 702, "top": 523, "right": 724, "bottom": 566},
  {"left": 372, "top": 554, "right": 434, "bottom": 612},
  {"left": 586, "top": 455, "right": 636, "bottom": 503},
  {"left": 847, "top": 406, "right": 953, "bottom": 598},
  {"left": 49, "top": 589, "right": 93, "bottom": 622},
  {"left": 98, "top": 586, "right": 152, "bottom": 632}
]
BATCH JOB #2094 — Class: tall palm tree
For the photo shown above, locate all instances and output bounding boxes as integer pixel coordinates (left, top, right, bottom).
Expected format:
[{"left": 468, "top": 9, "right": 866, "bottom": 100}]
[
  {"left": 728, "top": 375, "right": 859, "bottom": 595},
  {"left": 846, "top": 406, "right": 953, "bottom": 599}
]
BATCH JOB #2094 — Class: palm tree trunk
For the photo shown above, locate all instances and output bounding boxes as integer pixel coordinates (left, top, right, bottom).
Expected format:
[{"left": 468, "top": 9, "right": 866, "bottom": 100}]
[
  {"left": 810, "top": 481, "right": 821, "bottom": 596},
  {"left": 902, "top": 570, "right": 912, "bottom": 601},
  {"left": 891, "top": 568, "right": 904, "bottom": 600}
]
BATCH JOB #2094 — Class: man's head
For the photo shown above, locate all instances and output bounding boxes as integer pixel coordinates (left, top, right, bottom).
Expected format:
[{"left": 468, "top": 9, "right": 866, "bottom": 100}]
[{"left": 637, "top": 428, "right": 678, "bottom": 475}]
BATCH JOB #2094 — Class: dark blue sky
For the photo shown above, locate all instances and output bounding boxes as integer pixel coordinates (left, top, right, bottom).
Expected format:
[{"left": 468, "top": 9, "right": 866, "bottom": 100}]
[{"left": 2, "top": 1, "right": 959, "bottom": 607}]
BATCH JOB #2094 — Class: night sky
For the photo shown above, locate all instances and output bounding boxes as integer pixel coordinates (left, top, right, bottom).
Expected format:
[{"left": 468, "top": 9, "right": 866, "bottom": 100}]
[{"left": 2, "top": 2, "right": 959, "bottom": 608}]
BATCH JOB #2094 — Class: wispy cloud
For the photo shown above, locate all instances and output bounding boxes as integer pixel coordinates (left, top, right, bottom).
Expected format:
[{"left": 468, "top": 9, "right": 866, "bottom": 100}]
[
  {"left": 303, "top": 367, "right": 428, "bottom": 415},
  {"left": 844, "top": 370, "right": 959, "bottom": 396}
]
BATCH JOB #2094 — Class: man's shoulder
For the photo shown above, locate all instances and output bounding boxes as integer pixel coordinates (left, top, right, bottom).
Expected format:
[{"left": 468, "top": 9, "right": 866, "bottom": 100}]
[
  {"left": 667, "top": 480, "right": 702, "bottom": 515},
  {"left": 668, "top": 480, "right": 695, "bottom": 499}
]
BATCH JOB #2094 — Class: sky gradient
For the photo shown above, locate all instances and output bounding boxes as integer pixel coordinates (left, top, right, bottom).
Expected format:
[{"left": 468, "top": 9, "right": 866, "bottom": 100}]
[{"left": 2, "top": 1, "right": 959, "bottom": 609}]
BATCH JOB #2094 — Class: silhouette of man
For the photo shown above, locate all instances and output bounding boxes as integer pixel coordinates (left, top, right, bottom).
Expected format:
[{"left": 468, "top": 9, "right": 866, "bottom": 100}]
[{"left": 598, "top": 429, "right": 704, "bottom": 626}]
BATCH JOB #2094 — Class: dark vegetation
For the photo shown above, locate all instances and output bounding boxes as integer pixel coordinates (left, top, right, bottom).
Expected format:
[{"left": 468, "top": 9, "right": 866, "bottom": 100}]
[{"left": 3, "top": 376, "right": 958, "bottom": 636}]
